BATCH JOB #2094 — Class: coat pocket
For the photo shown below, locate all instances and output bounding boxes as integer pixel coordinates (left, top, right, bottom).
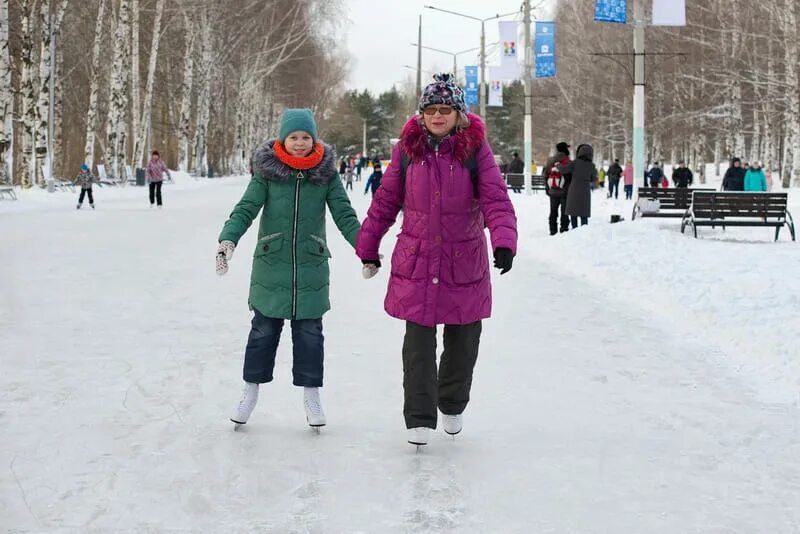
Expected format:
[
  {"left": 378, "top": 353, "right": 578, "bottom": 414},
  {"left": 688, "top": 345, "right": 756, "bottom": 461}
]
[
  {"left": 449, "top": 238, "right": 487, "bottom": 285},
  {"left": 254, "top": 233, "right": 284, "bottom": 264},
  {"left": 390, "top": 234, "right": 421, "bottom": 280},
  {"left": 306, "top": 234, "right": 332, "bottom": 264}
]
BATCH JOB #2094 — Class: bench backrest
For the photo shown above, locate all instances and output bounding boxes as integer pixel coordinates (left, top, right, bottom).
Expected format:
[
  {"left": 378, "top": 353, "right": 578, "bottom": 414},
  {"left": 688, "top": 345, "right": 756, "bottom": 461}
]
[
  {"left": 638, "top": 187, "right": 714, "bottom": 210},
  {"left": 691, "top": 191, "right": 788, "bottom": 219},
  {"left": 505, "top": 174, "right": 546, "bottom": 189}
]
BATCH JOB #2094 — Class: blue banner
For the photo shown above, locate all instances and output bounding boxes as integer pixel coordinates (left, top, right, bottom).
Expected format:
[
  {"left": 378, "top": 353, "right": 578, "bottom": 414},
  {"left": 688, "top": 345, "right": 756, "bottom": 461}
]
[
  {"left": 464, "top": 66, "right": 479, "bottom": 108},
  {"left": 534, "top": 22, "right": 556, "bottom": 78},
  {"left": 594, "top": 0, "right": 627, "bottom": 24}
]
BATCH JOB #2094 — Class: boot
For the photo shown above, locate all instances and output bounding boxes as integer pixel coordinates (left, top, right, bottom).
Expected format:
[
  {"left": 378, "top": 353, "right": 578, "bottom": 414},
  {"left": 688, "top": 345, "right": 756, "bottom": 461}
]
[
  {"left": 407, "top": 427, "right": 430, "bottom": 446},
  {"left": 230, "top": 382, "right": 259, "bottom": 425},
  {"left": 442, "top": 414, "right": 463, "bottom": 436},
  {"left": 303, "top": 387, "right": 326, "bottom": 427}
]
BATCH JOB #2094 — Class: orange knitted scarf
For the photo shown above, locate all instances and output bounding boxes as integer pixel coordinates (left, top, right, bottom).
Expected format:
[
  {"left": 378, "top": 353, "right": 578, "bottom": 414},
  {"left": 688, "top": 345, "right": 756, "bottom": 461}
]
[{"left": 273, "top": 140, "right": 325, "bottom": 170}]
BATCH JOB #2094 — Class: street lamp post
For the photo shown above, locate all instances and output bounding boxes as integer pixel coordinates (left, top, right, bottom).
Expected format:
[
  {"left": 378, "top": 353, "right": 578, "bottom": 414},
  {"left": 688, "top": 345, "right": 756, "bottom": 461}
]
[
  {"left": 424, "top": 6, "right": 520, "bottom": 118},
  {"left": 409, "top": 43, "right": 482, "bottom": 85}
]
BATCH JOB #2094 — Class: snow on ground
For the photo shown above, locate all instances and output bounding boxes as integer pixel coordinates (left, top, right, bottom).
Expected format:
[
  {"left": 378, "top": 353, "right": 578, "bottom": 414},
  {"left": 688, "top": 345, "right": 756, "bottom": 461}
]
[{"left": 2, "top": 176, "right": 800, "bottom": 532}]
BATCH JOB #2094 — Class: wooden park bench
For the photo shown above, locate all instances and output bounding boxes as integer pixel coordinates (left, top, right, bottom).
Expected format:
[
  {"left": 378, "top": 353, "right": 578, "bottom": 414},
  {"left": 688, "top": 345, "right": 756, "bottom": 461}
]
[
  {"left": 505, "top": 173, "right": 547, "bottom": 193},
  {"left": 96, "top": 164, "right": 126, "bottom": 187},
  {"left": 632, "top": 187, "right": 714, "bottom": 220},
  {"left": 681, "top": 191, "right": 796, "bottom": 241}
]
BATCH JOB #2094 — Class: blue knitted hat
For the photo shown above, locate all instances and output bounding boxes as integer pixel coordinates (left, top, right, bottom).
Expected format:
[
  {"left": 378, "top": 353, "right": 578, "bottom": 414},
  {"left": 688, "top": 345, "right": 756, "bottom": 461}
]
[
  {"left": 418, "top": 73, "right": 467, "bottom": 113},
  {"left": 279, "top": 109, "right": 318, "bottom": 143},
  {"left": 80, "top": 164, "right": 89, "bottom": 172}
]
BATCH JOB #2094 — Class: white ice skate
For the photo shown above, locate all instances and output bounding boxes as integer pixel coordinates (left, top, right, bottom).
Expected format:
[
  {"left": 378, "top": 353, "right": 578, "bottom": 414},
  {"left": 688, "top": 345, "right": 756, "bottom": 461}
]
[
  {"left": 303, "top": 387, "right": 326, "bottom": 431},
  {"left": 230, "top": 382, "right": 259, "bottom": 428},
  {"left": 442, "top": 414, "right": 463, "bottom": 436},
  {"left": 407, "top": 427, "right": 430, "bottom": 447}
]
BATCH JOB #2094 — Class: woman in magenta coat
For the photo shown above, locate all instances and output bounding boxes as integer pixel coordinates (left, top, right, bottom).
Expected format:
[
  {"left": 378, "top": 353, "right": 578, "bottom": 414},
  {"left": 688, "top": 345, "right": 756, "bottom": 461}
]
[{"left": 356, "top": 74, "right": 518, "bottom": 447}]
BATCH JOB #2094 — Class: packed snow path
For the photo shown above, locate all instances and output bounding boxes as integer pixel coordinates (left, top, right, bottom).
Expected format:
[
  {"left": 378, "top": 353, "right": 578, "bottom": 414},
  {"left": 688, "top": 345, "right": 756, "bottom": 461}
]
[{"left": 2, "top": 177, "right": 799, "bottom": 532}]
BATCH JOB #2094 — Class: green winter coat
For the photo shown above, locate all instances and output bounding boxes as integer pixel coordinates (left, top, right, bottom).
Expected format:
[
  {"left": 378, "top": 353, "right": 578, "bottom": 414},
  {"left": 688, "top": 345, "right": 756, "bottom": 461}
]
[{"left": 218, "top": 141, "right": 360, "bottom": 320}]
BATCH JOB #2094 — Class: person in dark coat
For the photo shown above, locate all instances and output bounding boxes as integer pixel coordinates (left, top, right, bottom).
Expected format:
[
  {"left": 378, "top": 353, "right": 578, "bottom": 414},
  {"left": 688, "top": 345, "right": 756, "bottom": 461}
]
[
  {"left": 558, "top": 144, "right": 596, "bottom": 228},
  {"left": 606, "top": 158, "right": 623, "bottom": 199},
  {"left": 508, "top": 151, "right": 524, "bottom": 193},
  {"left": 544, "top": 142, "right": 572, "bottom": 235},
  {"left": 648, "top": 162, "right": 664, "bottom": 188},
  {"left": 364, "top": 163, "right": 382, "bottom": 197},
  {"left": 722, "top": 157, "right": 746, "bottom": 191},
  {"left": 671, "top": 160, "right": 693, "bottom": 188}
]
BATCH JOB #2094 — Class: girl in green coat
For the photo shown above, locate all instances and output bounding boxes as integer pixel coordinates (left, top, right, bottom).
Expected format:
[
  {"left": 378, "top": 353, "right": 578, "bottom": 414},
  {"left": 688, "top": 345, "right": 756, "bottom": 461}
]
[{"left": 216, "top": 109, "right": 361, "bottom": 430}]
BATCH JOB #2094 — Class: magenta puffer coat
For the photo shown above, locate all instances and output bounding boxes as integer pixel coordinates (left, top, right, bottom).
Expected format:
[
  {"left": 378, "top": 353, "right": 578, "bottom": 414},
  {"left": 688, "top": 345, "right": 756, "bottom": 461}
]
[{"left": 356, "top": 113, "right": 517, "bottom": 327}]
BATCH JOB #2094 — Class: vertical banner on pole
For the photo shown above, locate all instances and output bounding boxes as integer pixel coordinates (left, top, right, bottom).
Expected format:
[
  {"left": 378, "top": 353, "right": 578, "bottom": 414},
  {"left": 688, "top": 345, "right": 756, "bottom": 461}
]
[
  {"left": 652, "top": 0, "right": 686, "bottom": 26},
  {"left": 496, "top": 21, "right": 520, "bottom": 80},
  {"left": 464, "top": 66, "right": 479, "bottom": 108},
  {"left": 594, "top": 0, "right": 627, "bottom": 24},
  {"left": 534, "top": 22, "right": 556, "bottom": 78},
  {"left": 488, "top": 68, "right": 504, "bottom": 107}
]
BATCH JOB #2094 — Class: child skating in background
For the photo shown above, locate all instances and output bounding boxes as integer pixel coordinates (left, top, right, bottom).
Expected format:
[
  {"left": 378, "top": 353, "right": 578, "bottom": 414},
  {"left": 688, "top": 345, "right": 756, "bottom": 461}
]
[
  {"left": 364, "top": 163, "right": 382, "bottom": 197},
  {"left": 216, "top": 108, "right": 361, "bottom": 430},
  {"left": 76, "top": 164, "right": 96, "bottom": 209}
]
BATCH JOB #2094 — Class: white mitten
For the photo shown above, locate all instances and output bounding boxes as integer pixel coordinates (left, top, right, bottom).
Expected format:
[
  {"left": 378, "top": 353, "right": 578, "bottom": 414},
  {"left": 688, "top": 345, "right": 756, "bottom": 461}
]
[
  {"left": 361, "top": 254, "right": 383, "bottom": 280},
  {"left": 362, "top": 263, "right": 380, "bottom": 279},
  {"left": 216, "top": 240, "right": 236, "bottom": 275}
]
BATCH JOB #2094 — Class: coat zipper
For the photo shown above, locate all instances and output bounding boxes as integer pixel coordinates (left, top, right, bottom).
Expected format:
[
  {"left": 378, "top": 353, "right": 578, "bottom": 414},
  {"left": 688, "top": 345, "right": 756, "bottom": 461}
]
[{"left": 291, "top": 171, "right": 302, "bottom": 319}]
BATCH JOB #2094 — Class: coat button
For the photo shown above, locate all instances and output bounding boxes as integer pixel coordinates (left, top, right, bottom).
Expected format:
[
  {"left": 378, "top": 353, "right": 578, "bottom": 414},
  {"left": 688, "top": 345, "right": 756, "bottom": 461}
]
[
  {"left": 432, "top": 277, "right": 439, "bottom": 284},
  {"left": 263, "top": 244, "right": 269, "bottom": 252},
  {"left": 319, "top": 246, "right": 325, "bottom": 253},
  {"left": 435, "top": 236, "right": 442, "bottom": 242}
]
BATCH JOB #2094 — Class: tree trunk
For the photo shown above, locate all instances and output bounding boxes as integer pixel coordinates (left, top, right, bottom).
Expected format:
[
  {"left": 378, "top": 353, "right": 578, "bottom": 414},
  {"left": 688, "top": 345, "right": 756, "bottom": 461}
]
[
  {"left": 782, "top": 0, "right": 799, "bottom": 188},
  {"left": 83, "top": 0, "right": 107, "bottom": 170},
  {"left": 193, "top": 11, "right": 212, "bottom": 177},
  {"left": 20, "top": 0, "right": 38, "bottom": 188},
  {"left": 33, "top": 0, "right": 51, "bottom": 186},
  {"left": 133, "top": 0, "right": 165, "bottom": 167},
  {"left": 54, "top": 38, "right": 63, "bottom": 175},
  {"left": 106, "top": 0, "right": 131, "bottom": 179},
  {"left": 177, "top": 13, "right": 194, "bottom": 172},
  {"left": 131, "top": 0, "right": 139, "bottom": 163},
  {"left": 0, "top": 0, "right": 12, "bottom": 182}
]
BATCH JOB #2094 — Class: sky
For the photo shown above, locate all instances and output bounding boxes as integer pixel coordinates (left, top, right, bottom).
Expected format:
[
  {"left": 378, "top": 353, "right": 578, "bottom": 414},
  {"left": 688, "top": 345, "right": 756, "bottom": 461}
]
[{"left": 344, "top": 0, "right": 556, "bottom": 95}]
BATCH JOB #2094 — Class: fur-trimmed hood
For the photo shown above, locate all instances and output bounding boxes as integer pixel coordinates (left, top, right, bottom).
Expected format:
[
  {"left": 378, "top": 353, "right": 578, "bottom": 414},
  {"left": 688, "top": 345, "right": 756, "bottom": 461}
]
[
  {"left": 252, "top": 140, "right": 336, "bottom": 185},
  {"left": 399, "top": 112, "right": 486, "bottom": 162}
]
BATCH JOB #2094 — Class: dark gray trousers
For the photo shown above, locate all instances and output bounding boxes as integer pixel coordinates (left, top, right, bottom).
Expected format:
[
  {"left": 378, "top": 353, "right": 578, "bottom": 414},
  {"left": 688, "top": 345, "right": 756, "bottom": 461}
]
[{"left": 402, "top": 320, "right": 482, "bottom": 429}]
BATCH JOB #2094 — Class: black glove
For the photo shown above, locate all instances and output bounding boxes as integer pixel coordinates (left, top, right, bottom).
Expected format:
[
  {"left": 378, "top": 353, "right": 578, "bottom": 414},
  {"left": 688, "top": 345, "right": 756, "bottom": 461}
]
[
  {"left": 493, "top": 248, "right": 514, "bottom": 275},
  {"left": 361, "top": 259, "right": 382, "bottom": 269}
]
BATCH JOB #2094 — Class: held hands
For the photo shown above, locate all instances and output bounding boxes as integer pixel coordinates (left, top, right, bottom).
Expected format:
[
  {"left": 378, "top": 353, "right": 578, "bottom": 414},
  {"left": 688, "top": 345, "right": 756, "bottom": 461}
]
[
  {"left": 216, "top": 240, "right": 236, "bottom": 275},
  {"left": 361, "top": 257, "right": 382, "bottom": 279},
  {"left": 493, "top": 248, "right": 514, "bottom": 275}
]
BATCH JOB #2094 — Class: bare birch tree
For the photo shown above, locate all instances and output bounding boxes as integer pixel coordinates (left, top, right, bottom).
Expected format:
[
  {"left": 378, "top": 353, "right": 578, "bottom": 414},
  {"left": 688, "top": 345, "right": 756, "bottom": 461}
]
[
  {"left": 0, "top": 0, "right": 12, "bottom": 180},
  {"left": 105, "top": 0, "right": 130, "bottom": 178},
  {"left": 83, "top": 0, "right": 106, "bottom": 169},
  {"left": 132, "top": 0, "right": 164, "bottom": 167},
  {"left": 177, "top": 11, "right": 194, "bottom": 172}
]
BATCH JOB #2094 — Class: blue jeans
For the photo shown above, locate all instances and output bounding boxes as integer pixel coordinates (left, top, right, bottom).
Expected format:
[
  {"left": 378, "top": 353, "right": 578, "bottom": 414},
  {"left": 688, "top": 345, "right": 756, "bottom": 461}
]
[{"left": 242, "top": 310, "right": 324, "bottom": 387}]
